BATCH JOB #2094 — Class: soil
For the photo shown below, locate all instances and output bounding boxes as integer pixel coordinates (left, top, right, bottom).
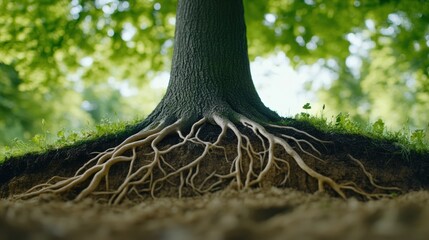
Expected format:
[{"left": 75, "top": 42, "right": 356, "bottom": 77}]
[
  {"left": 0, "top": 119, "right": 428, "bottom": 239},
  {"left": 1, "top": 188, "right": 429, "bottom": 240}
]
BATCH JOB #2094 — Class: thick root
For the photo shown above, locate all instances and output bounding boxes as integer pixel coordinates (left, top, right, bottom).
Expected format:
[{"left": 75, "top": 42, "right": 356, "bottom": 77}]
[{"left": 16, "top": 114, "right": 400, "bottom": 204}]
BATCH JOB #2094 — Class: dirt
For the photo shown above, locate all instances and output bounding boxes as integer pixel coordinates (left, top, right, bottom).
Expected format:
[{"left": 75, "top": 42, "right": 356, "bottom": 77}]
[
  {"left": 1, "top": 120, "right": 429, "bottom": 239},
  {"left": 1, "top": 188, "right": 428, "bottom": 240}
]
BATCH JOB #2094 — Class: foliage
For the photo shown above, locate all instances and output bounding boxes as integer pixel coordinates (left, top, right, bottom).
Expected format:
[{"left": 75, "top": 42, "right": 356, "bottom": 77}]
[
  {"left": 0, "top": 0, "right": 168, "bottom": 144},
  {"left": 277, "top": 0, "right": 429, "bottom": 129},
  {"left": 0, "top": 63, "right": 92, "bottom": 143},
  {"left": 1, "top": 0, "right": 428, "bottom": 144}
]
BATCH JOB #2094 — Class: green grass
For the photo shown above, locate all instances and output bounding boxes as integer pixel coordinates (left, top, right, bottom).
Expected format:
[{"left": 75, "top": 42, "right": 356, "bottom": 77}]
[
  {"left": 1, "top": 107, "right": 428, "bottom": 164},
  {"left": 291, "top": 104, "right": 429, "bottom": 154},
  {"left": 0, "top": 118, "right": 141, "bottom": 163}
]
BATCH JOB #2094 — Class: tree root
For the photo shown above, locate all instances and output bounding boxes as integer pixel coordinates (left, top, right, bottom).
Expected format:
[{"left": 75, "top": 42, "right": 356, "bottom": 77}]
[{"left": 16, "top": 114, "right": 400, "bottom": 204}]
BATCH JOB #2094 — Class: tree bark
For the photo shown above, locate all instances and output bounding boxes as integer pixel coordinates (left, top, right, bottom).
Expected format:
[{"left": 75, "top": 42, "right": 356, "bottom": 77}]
[{"left": 145, "top": 0, "right": 280, "bottom": 126}]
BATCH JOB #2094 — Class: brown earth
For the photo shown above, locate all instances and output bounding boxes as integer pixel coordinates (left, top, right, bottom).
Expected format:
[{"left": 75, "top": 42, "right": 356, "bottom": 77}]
[
  {"left": 0, "top": 120, "right": 428, "bottom": 239},
  {"left": 1, "top": 188, "right": 429, "bottom": 240}
]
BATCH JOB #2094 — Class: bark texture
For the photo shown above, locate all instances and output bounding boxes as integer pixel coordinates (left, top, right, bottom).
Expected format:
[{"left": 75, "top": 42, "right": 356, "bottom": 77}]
[{"left": 145, "top": 0, "right": 280, "bottom": 126}]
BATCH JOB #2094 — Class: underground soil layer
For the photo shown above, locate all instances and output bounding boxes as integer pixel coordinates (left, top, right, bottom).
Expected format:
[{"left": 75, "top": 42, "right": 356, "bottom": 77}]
[
  {"left": 0, "top": 120, "right": 428, "bottom": 198},
  {"left": 1, "top": 188, "right": 429, "bottom": 240}
]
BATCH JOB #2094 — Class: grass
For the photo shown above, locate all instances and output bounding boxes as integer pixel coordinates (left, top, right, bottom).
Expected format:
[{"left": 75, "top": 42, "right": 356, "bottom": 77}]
[
  {"left": 1, "top": 107, "right": 428, "bottom": 164},
  {"left": 0, "top": 118, "right": 141, "bottom": 163},
  {"left": 290, "top": 103, "right": 429, "bottom": 154}
]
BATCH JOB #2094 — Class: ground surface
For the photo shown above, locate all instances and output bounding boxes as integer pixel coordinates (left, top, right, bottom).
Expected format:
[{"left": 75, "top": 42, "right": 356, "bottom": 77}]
[
  {"left": 1, "top": 188, "right": 429, "bottom": 240},
  {"left": 1, "top": 121, "right": 428, "bottom": 239}
]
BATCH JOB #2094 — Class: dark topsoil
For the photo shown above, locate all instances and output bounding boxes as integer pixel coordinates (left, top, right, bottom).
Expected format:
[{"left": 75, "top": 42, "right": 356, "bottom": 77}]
[{"left": 1, "top": 118, "right": 428, "bottom": 198}]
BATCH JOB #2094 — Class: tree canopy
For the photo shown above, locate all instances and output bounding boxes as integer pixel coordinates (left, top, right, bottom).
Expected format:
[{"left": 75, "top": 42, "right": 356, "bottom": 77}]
[{"left": 1, "top": 0, "right": 428, "bottom": 144}]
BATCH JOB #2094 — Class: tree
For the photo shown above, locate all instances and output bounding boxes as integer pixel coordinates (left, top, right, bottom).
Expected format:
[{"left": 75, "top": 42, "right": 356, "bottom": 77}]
[
  {"left": 20, "top": 0, "right": 395, "bottom": 204},
  {"left": 2, "top": 0, "right": 428, "bottom": 143}
]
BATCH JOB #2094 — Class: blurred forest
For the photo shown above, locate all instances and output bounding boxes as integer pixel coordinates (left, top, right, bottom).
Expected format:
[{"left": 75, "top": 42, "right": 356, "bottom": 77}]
[{"left": 1, "top": 0, "right": 428, "bottom": 145}]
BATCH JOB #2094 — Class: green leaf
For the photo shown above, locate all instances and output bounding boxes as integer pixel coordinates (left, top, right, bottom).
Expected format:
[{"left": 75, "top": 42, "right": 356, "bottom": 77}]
[
  {"left": 31, "top": 134, "right": 44, "bottom": 146},
  {"left": 303, "top": 103, "right": 312, "bottom": 110},
  {"left": 57, "top": 130, "right": 64, "bottom": 138}
]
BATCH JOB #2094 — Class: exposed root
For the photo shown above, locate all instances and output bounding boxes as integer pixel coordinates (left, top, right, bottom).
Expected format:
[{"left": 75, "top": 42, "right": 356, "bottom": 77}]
[
  {"left": 348, "top": 154, "right": 402, "bottom": 193},
  {"left": 16, "top": 114, "right": 400, "bottom": 203}
]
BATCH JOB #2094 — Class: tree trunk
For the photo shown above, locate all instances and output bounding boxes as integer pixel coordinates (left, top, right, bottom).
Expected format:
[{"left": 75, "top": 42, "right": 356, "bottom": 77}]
[{"left": 145, "top": 0, "right": 280, "bottom": 126}]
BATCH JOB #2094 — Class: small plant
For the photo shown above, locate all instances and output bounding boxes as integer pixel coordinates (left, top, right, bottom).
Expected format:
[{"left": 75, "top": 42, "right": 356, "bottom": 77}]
[
  {"left": 298, "top": 103, "right": 312, "bottom": 118},
  {"left": 334, "top": 112, "right": 361, "bottom": 132},
  {"left": 411, "top": 129, "right": 427, "bottom": 150},
  {"left": 372, "top": 119, "right": 385, "bottom": 136}
]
